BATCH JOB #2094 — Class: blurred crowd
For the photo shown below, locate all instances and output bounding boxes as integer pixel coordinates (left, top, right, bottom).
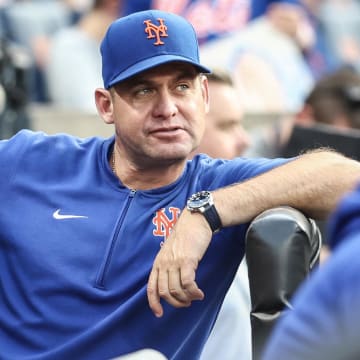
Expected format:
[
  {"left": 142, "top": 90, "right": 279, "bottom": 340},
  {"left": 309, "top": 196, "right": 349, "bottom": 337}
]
[{"left": 1, "top": 0, "right": 360, "bottom": 116}]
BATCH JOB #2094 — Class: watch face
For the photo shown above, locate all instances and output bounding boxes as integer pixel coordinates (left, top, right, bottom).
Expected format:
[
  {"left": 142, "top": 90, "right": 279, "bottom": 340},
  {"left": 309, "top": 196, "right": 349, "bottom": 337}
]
[{"left": 188, "top": 191, "right": 211, "bottom": 209}]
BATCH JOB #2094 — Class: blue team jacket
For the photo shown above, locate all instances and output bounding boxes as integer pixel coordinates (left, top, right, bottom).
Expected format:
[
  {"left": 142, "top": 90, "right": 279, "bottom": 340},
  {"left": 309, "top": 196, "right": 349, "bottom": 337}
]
[{"left": 0, "top": 130, "right": 287, "bottom": 360}]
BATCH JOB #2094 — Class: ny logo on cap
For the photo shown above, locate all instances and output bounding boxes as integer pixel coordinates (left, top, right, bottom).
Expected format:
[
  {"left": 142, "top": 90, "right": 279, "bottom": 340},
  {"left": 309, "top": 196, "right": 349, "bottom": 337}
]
[{"left": 144, "top": 18, "right": 168, "bottom": 45}]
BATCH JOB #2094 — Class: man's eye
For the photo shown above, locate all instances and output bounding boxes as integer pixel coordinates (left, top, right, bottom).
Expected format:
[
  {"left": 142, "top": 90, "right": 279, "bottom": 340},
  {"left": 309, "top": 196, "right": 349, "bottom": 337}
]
[
  {"left": 135, "top": 88, "right": 153, "bottom": 96},
  {"left": 177, "top": 84, "right": 190, "bottom": 91}
]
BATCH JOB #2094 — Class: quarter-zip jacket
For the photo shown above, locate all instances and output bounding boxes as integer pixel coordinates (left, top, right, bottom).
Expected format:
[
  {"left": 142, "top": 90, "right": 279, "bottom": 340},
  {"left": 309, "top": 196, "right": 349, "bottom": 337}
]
[{"left": 0, "top": 130, "right": 288, "bottom": 360}]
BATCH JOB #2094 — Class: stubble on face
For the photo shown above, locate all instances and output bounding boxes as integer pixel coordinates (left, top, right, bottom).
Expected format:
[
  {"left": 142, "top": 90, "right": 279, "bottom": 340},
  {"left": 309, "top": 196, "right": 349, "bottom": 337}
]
[{"left": 110, "top": 63, "right": 209, "bottom": 170}]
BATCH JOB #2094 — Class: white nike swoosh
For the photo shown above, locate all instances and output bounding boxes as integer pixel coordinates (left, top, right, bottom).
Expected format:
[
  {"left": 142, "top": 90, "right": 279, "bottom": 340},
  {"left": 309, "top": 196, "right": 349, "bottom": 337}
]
[{"left": 53, "top": 209, "right": 88, "bottom": 220}]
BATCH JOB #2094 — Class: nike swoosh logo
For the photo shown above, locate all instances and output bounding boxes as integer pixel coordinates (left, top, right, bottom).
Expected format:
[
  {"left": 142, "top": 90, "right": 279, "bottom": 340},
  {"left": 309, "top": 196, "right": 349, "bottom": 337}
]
[{"left": 53, "top": 209, "right": 88, "bottom": 220}]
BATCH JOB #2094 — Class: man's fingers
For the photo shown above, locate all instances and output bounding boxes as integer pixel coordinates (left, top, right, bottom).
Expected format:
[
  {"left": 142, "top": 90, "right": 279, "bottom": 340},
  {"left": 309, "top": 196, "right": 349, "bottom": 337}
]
[
  {"left": 181, "top": 266, "right": 204, "bottom": 301},
  {"left": 159, "top": 268, "right": 191, "bottom": 307},
  {"left": 162, "top": 266, "right": 204, "bottom": 305},
  {"left": 148, "top": 266, "right": 191, "bottom": 317},
  {"left": 147, "top": 248, "right": 205, "bottom": 316},
  {"left": 168, "top": 268, "right": 191, "bottom": 303},
  {"left": 147, "top": 268, "right": 163, "bottom": 318}
]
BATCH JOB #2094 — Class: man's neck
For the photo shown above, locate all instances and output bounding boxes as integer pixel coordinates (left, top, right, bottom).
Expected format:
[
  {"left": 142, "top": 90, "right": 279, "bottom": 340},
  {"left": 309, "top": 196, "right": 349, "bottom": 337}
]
[{"left": 111, "top": 146, "right": 187, "bottom": 190}]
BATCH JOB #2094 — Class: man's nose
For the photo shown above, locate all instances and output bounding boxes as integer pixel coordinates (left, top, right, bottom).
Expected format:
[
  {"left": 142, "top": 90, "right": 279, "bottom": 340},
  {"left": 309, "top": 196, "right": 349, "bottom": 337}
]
[{"left": 152, "top": 91, "right": 178, "bottom": 119}]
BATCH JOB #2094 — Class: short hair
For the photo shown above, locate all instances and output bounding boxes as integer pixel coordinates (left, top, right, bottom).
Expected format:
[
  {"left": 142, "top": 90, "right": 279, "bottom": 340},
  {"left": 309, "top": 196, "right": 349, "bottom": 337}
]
[
  {"left": 206, "top": 68, "right": 234, "bottom": 87},
  {"left": 305, "top": 66, "right": 360, "bottom": 129}
]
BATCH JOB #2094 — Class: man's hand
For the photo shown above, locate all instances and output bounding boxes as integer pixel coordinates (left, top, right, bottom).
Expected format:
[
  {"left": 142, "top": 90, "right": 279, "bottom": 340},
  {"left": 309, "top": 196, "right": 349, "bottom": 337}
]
[{"left": 147, "top": 209, "right": 213, "bottom": 317}]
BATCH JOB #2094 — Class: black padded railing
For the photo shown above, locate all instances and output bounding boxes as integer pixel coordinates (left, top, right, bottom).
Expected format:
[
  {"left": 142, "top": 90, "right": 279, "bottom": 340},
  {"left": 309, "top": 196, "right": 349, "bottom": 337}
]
[{"left": 245, "top": 206, "right": 322, "bottom": 360}]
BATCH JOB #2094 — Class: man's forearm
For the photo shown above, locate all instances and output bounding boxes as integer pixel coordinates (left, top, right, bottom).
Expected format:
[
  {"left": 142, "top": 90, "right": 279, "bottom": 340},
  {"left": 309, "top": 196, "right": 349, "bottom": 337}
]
[
  {"left": 147, "top": 150, "right": 360, "bottom": 316},
  {"left": 213, "top": 150, "right": 360, "bottom": 225}
]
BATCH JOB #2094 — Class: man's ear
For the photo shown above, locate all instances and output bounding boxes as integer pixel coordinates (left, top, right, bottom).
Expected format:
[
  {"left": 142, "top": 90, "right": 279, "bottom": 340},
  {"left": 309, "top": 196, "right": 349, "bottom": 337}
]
[
  {"left": 95, "top": 88, "right": 114, "bottom": 124},
  {"left": 201, "top": 75, "right": 210, "bottom": 113}
]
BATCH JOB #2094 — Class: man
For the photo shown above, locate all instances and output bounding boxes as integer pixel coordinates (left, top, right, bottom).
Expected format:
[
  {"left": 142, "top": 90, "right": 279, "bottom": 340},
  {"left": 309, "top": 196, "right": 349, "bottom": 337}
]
[
  {"left": 0, "top": 10, "right": 359, "bottom": 360},
  {"left": 189, "top": 69, "right": 252, "bottom": 360},
  {"left": 198, "top": 0, "right": 315, "bottom": 114},
  {"left": 190, "top": 69, "right": 251, "bottom": 160},
  {"left": 262, "top": 181, "right": 360, "bottom": 360},
  {"left": 246, "top": 66, "right": 360, "bottom": 159},
  {"left": 295, "top": 66, "right": 360, "bottom": 130},
  {"left": 46, "top": 0, "right": 121, "bottom": 113}
]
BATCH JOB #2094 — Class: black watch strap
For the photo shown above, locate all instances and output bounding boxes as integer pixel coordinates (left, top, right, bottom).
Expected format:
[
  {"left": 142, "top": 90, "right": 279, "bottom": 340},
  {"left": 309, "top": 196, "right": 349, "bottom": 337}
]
[{"left": 203, "top": 205, "right": 222, "bottom": 233}]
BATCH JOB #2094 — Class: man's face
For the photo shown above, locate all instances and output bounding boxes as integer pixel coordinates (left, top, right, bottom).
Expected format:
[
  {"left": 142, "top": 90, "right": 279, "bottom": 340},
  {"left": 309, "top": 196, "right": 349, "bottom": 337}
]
[
  {"left": 196, "top": 80, "right": 250, "bottom": 159},
  {"left": 109, "top": 62, "right": 209, "bottom": 168}
]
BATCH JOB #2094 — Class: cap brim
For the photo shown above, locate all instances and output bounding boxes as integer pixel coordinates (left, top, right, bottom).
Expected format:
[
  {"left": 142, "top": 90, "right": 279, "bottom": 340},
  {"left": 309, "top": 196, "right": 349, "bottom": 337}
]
[{"left": 107, "top": 54, "right": 211, "bottom": 88}]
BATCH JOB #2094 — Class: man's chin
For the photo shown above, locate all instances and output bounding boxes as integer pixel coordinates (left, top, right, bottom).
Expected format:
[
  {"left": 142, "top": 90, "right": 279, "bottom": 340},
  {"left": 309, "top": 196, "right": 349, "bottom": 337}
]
[
  {"left": 151, "top": 144, "right": 192, "bottom": 159},
  {"left": 146, "top": 151, "right": 189, "bottom": 167}
]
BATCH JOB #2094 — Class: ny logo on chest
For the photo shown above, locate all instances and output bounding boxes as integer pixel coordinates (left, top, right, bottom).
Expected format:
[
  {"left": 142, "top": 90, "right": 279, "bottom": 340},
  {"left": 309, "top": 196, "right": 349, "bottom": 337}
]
[{"left": 152, "top": 207, "right": 181, "bottom": 238}]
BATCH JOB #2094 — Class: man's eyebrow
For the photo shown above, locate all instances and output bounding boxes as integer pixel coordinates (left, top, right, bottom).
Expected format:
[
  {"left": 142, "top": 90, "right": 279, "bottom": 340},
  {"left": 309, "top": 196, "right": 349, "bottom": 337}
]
[
  {"left": 140, "top": 68, "right": 198, "bottom": 83},
  {"left": 175, "top": 69, "right": 199, "bottom": 81},
  {"left": 127, "top": 77, "right": 152, "bottom": 87},
  {"left": 114, "top": 77, "right": 149, "bottom": 91}
]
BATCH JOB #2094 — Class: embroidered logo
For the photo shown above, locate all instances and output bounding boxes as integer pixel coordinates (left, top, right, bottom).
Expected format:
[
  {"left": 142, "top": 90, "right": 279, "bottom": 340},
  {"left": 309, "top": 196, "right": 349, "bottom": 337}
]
[
  {"left": 53, "top": 209, "right": 88, "bottom": 220},
  {"left": 144, "top": 18, "right": 168, "bottom": 45},
  {"left": 152, "top": 207, "right": 180, "bottom": 238}
]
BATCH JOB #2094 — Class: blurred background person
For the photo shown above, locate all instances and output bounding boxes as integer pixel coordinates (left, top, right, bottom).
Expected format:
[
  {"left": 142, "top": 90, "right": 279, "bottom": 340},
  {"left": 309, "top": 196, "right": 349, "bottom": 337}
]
[
  {"left": 318, "top": 0, "right": 360, "bottom": 73},
  {"left": 293, "top": 65, "right": 360, "bottom": 130},
  {"left": 188, "top": 69, "right": 252, "bottom": 360},
  {"left": 0, "top": 0, "right": 36, "bottom": 138},
  {"left": 0, "top": 0, "right": 124, "bottom": 108},
  {"left": 0, "top": 34, "right": 32, "bottom": 139},
  {"left": 199, "top": 0, "right": 316, "bottom": 114},
  {"left": 245, "top": 65, "right": 360, "bottom": 159},
  {"left": 190, "top": 69, "right": 251, "bottom": 159},
  {"left": 0, "top": 0, "right": 74, "bottom": 103},
  {"left": 45, "top": 0, "right": 122, "bottom": 113}
]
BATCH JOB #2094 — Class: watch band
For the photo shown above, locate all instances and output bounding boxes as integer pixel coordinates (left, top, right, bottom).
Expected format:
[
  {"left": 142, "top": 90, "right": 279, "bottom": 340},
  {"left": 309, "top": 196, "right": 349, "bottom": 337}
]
[{"left": 203, "top": 204, "right": 222, "bottom": 233}]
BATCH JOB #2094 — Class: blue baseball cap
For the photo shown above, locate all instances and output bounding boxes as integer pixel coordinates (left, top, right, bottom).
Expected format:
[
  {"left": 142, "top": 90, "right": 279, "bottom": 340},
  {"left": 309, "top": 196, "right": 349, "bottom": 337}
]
[{"left": 100, "top": 10, "right": 211, "bottom": 89}]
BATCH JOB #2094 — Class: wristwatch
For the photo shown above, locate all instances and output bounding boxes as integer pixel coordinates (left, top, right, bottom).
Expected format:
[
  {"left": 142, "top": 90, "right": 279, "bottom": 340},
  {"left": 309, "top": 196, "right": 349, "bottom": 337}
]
[{"left": 186, "top": 191, "right": 222, "bottom": 233}]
